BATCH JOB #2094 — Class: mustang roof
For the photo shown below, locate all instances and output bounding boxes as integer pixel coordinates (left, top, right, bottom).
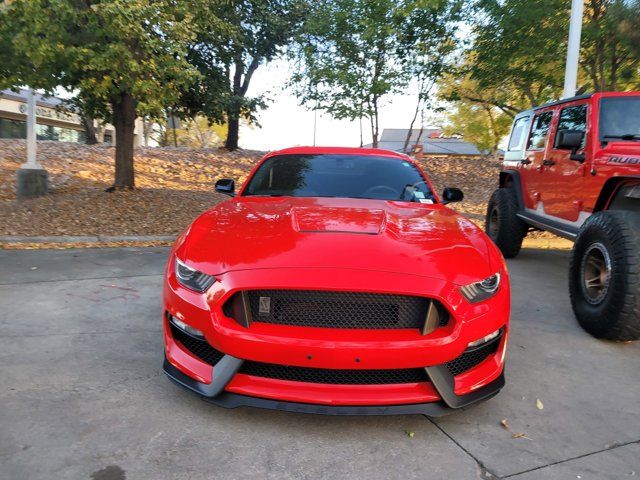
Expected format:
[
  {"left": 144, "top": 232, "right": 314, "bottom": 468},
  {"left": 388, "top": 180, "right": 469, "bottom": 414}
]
[{"left": 266, "top": 146, "right": 410, "bottom": 159}]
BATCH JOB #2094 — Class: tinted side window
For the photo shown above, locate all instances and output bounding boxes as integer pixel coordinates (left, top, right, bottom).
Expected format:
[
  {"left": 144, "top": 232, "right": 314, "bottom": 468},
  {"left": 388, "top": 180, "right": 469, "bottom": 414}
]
[
  {"left": 508, "top": 117, "right": 530, "bottom": 151},
  {"left": 555, "top": 104, "right": 587, "bottom": 148},
  {"left": 527, "top": 111, "right": 554, "bottom": 150}
]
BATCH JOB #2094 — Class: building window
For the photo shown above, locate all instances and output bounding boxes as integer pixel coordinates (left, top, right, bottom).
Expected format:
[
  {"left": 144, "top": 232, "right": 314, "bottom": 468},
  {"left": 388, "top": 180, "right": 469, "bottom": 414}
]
[
  {"left": 0, "top": 118, "right": 85, "bottom": 143},
  {"left": 0, "top": 118, "right": 27, "bottom": 139}
]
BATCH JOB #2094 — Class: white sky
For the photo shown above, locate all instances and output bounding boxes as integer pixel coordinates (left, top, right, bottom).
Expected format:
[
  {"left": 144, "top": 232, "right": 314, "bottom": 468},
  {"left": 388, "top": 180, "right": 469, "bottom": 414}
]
[
  {"left": 45, "top": 57, "right": 444, "bottom": 150},
  {"left": 239, "top": 59, "right": 439, "bottom": 151}
]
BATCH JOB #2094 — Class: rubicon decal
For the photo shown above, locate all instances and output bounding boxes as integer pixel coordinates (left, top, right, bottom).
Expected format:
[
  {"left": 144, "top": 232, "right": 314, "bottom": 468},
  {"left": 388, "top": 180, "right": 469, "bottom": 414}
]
[{"left": 608, "top": 156, "right": 640, "bottom": 165}]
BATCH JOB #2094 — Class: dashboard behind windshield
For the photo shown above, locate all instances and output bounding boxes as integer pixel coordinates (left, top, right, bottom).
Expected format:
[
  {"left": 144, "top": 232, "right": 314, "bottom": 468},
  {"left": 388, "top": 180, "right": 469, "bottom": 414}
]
[{"left": 242, "top": 154, "right": 436, "bottom": 203}]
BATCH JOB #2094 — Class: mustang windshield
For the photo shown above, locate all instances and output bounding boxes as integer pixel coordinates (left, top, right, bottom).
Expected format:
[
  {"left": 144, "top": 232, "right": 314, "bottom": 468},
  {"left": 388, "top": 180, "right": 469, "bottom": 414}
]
[
  {"left": 243, "top": 154, "right": 436, "bottom": 203},
  {"left": 600, "top": 96, "right": 640, "bottom": 142}
]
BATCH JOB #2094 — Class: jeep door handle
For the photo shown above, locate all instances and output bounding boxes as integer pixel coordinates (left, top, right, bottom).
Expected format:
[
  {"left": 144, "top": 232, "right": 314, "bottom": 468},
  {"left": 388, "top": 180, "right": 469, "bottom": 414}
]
[
  {"left": 520, "top": 159, "right": 532, "bottom": 165},
  {"left": 542, "top": 159, "right": 555, "bottom": 166}
]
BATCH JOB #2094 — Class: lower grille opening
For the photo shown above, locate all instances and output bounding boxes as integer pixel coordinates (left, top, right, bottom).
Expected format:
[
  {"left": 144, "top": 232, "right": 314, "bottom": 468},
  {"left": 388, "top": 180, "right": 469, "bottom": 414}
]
[
  {"left": 239, "top": 362, "right": 429, "bottom": 385},
  {"left": 170, "top": 323, "right": 224, "bottom": 366},
  {"left": 445, "top": 333, "right": 502, "bottom": 377}
]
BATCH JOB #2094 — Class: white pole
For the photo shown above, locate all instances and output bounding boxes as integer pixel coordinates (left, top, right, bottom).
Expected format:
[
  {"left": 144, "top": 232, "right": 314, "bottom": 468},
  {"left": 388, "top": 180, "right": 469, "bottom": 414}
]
[
  {"left": 313, "top": 105, "right": 317, "bottom": 146},
  {"left": 562, "top": 0, "right": 584, "bottom": 99},
  {"left": 23, "top": 88, "right": 41, "bottom": 168}
]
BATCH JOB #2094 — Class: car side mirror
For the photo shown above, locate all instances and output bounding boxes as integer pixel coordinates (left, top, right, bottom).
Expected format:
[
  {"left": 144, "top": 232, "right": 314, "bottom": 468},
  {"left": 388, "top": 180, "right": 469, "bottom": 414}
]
[
  {"left": 442, "top": 187, "right": 463, "bottom": 204},
  {"left": 556, "top": 129, "right": 586, "bottom": 162},
  {"left": 215, "top": 178, "right": 235, "bottom": 196}
]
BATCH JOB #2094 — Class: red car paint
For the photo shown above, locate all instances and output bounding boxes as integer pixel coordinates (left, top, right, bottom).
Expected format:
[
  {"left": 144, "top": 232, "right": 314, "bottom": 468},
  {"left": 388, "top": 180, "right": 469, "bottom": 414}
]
[
  {"left": 502, "top": 91, "right": 640, "bottom": 226},
  {"left": 163, "top": 146, "right": 510, "bottom": 413}
]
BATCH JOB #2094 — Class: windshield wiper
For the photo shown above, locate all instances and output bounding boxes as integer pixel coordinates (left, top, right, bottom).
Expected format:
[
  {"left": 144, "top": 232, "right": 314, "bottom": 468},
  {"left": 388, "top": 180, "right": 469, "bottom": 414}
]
[{"left": 603, "top": 134, "right": 640, "bottom": 141}]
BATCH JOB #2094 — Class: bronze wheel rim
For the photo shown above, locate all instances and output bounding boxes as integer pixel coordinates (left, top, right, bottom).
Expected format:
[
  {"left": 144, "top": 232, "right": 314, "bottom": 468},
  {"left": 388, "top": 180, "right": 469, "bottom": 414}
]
[{"left": 580, "top": 242, "right": 611, "bottom": 305}]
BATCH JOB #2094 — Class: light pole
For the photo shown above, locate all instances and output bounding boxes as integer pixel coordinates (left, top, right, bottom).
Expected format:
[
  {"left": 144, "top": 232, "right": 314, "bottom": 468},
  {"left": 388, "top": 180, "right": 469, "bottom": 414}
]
[
  {"left": 312, "top": 105, "right": 317, "bottom": 146},
  {"left": 24, "top": 89, "right": 41, "bottom": 168},
  {"left": 16, "top": 88, "right": 48, "bottom": 199},
  {"left": 562, "top": 0, "right": 585, "bottom": 99}
]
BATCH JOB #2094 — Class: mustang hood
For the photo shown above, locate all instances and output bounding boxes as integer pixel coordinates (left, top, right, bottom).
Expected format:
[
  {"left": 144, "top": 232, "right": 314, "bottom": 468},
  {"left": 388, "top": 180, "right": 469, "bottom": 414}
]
[{"left": 178, "top": 197, "right": 493, "bottom": 285}]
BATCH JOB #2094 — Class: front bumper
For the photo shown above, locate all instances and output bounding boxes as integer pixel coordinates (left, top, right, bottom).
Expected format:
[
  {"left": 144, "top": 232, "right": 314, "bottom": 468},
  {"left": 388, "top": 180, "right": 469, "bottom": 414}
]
[
  {"left": 163, "top": 355, "right": 505, "bottom": 416},
  {"left": 163, "top": 265, "right": 509, "bottom": 414}
]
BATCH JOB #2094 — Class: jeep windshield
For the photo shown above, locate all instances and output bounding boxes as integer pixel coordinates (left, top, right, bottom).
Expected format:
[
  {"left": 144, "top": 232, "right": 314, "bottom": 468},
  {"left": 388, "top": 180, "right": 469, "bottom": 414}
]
[
  {"left": 243, "top": 154, "right": 436, "bottom": 203},
  {"left": 600, "top": 96, "right": 640, "bottom": 142}
]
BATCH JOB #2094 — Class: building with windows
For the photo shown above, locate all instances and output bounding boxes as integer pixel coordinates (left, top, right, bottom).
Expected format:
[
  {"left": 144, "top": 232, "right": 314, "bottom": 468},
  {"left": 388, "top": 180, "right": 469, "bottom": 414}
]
[
  {"left": 0, "top": 89, "right": 144, "bottom": 145},
  {"left": 364, "top": 128, "right": 484, "bottom": 157}
]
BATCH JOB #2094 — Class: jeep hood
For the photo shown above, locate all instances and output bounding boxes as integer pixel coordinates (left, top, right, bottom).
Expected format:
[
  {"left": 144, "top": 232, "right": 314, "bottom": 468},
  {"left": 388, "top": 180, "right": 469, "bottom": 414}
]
[{"left": 178, "top": 197, "right": 494, "bottom": 285}]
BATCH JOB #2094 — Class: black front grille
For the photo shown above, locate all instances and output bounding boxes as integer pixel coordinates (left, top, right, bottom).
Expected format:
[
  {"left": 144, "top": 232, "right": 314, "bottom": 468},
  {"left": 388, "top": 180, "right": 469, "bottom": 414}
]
[
  {"left": 227, "top": 290, "right": 447, "bottom": 330},
  {"left": 170, "top": 323, "right": 224, "bottom": 366},
  {"left": 239, "top": 361, "right": 429, "bottom": 385},
  {"left": 445, "top": 334, "right": 501, "bottom": 376}
]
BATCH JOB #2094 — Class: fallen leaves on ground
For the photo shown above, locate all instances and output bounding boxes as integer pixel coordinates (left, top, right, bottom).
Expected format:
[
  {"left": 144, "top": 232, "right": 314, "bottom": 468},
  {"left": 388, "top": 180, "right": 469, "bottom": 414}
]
[
  {"left": 499, "top": 417, "right": 531, "bottom": 440},
  {"left": 0, "top": 140, "right": 558, "bottom": 240},
  {"left": 536, "top": 399, "right": 544, "bottom": 410}
]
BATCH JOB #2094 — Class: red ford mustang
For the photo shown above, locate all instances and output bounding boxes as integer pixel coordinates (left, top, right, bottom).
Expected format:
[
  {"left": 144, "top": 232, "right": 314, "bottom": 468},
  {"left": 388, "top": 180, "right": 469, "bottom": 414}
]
[{"left": 163, "top": 146, "right": 510, "bottom": 415}]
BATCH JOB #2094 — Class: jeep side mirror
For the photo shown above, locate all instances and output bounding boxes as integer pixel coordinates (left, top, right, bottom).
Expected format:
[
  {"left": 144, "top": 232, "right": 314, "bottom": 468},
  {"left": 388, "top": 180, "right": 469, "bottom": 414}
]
[
  {"left": 215, "top": 178, "right": 235, "bottom": 196},
  {"left": 556, "top": 129, "right": 583, "bottom": 149},
  {"left": 556, "top": 129, "right": 586, "bottom": 162},
  {"left": 442, "top": 187, "right": 464, "bottom": 204}
]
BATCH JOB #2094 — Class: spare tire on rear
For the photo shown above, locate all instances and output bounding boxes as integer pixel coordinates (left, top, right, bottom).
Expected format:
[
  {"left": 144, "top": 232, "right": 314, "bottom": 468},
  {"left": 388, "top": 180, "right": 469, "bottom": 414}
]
[{"left": 569, "top": 211, "right": 640, "bottom": 340}]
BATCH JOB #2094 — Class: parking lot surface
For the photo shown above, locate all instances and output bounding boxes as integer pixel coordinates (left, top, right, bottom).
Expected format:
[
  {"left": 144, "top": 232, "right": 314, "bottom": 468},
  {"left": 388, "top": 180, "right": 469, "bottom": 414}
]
[{"left": 1, "top": 247, "right": 639, "bottom": 479}]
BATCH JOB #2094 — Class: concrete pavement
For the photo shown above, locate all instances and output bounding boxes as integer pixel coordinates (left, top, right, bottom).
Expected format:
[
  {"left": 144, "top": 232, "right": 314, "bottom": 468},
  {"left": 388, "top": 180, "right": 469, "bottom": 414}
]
[{"left": 0, "top": 247, "right": 638, "bottom": 479}]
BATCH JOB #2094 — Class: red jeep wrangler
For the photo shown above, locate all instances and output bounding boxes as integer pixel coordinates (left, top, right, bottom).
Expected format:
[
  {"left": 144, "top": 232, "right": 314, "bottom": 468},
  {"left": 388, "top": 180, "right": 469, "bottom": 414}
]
[{"left": 486, "top": 92, "right": 640, "bottom": 340}]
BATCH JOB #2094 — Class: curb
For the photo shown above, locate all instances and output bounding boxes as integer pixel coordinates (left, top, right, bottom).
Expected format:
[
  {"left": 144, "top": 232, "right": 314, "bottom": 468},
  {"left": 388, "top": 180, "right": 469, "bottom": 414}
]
[{"left": 0, "top": 234, "right": 177, "bottom": 244}]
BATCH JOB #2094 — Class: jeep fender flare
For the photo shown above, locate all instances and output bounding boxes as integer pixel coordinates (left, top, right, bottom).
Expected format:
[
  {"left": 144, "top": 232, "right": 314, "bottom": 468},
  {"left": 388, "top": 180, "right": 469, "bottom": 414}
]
[
  {"left": 594, "top": 175, "right": 640, "bottom": 212},
  {"left": 498, "top": 170, "right": 525, "bottom": 211}
]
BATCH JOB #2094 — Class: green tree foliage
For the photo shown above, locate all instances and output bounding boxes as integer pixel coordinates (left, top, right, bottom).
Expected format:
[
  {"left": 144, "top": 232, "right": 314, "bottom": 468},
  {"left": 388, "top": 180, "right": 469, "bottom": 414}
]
[
  {"left": 175, "top": 117, "right": 227, "bottom": 149},
  {"left": 470, "top": 0, "right": 568, "bottom": 107},
  {"left": 180, "top": 0, "right": 307, "bottom": 151},
  {"left": 440, "top": 73, "right": 515, "bottom": 153},
  {"left": 0, "top": 0, "right": 203, "bottom": 188},
  {"left": 580, "top": 0, "right": 640, "bottom": 91},
  {"left": 292, "top": 0, "right": 460, "bottom": 148},
  {"left": 442, "top": 0, "right": 639, "bottom": 150},
  {"left": 461, "top": 0, "right": 640, "bottom": 112}
]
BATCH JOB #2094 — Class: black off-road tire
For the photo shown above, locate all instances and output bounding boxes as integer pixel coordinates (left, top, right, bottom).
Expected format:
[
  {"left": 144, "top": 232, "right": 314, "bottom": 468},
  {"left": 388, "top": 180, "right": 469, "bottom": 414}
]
[
  {"left": 569, "top": 211, "right": 640, "bottom": 341},
  {"left": 485, "top": 187, "right": 528, "bottom": 258}
]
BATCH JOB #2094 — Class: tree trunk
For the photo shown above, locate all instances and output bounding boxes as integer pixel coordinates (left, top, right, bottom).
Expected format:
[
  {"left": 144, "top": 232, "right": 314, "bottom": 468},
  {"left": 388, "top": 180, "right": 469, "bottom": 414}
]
[
  {"left": 371, "top": 96, "right": 380, "bottom": 148},
  {"left": 111, "top": 92, "right": 136, "bottom": 189},
  {"left": 81, "top": 116, "right": 98, "bottom": 145},
  {"left": 404, "top": 100, "right": 420, "bottom": 153},
  {"left": 370, "top": 116, "right": 378, "bottom": 148},
  {"left": 225, "top": 108, "right": 240, "bottom": 150},
  {"left": 225, "top": 54, "right": 246, "bottom": 151}
]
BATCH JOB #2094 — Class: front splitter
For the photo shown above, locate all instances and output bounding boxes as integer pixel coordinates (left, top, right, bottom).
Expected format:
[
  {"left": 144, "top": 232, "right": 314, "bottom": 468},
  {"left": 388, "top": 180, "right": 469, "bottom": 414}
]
[{"left": 163, "top": 356, "right": 505, "bottom": 416}]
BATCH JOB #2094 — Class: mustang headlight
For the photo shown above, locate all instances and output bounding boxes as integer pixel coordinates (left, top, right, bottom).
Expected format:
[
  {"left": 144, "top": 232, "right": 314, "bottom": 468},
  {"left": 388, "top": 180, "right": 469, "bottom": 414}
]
[
  {"left": 174, "top": 258, "right": 216, "bottom": 293},
  {"left": 460, "top": 273, "right": 500, "bottom": 303}
]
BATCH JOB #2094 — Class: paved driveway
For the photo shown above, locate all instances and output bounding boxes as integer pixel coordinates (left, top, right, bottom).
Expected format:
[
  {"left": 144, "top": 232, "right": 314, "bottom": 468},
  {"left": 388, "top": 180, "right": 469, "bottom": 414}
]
[{"left": 0, "top": 247, "right": 638, "bottom": 479}]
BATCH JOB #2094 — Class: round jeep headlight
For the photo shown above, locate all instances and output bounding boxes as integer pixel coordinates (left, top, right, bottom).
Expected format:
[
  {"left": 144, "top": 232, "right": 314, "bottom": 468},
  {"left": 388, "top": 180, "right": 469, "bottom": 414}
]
[
  {"left": 175, "top": 258, "right": 216, "bottom": 293},
  {"left": 460, "top": 273, "right": 501, "bottom": 303}
]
